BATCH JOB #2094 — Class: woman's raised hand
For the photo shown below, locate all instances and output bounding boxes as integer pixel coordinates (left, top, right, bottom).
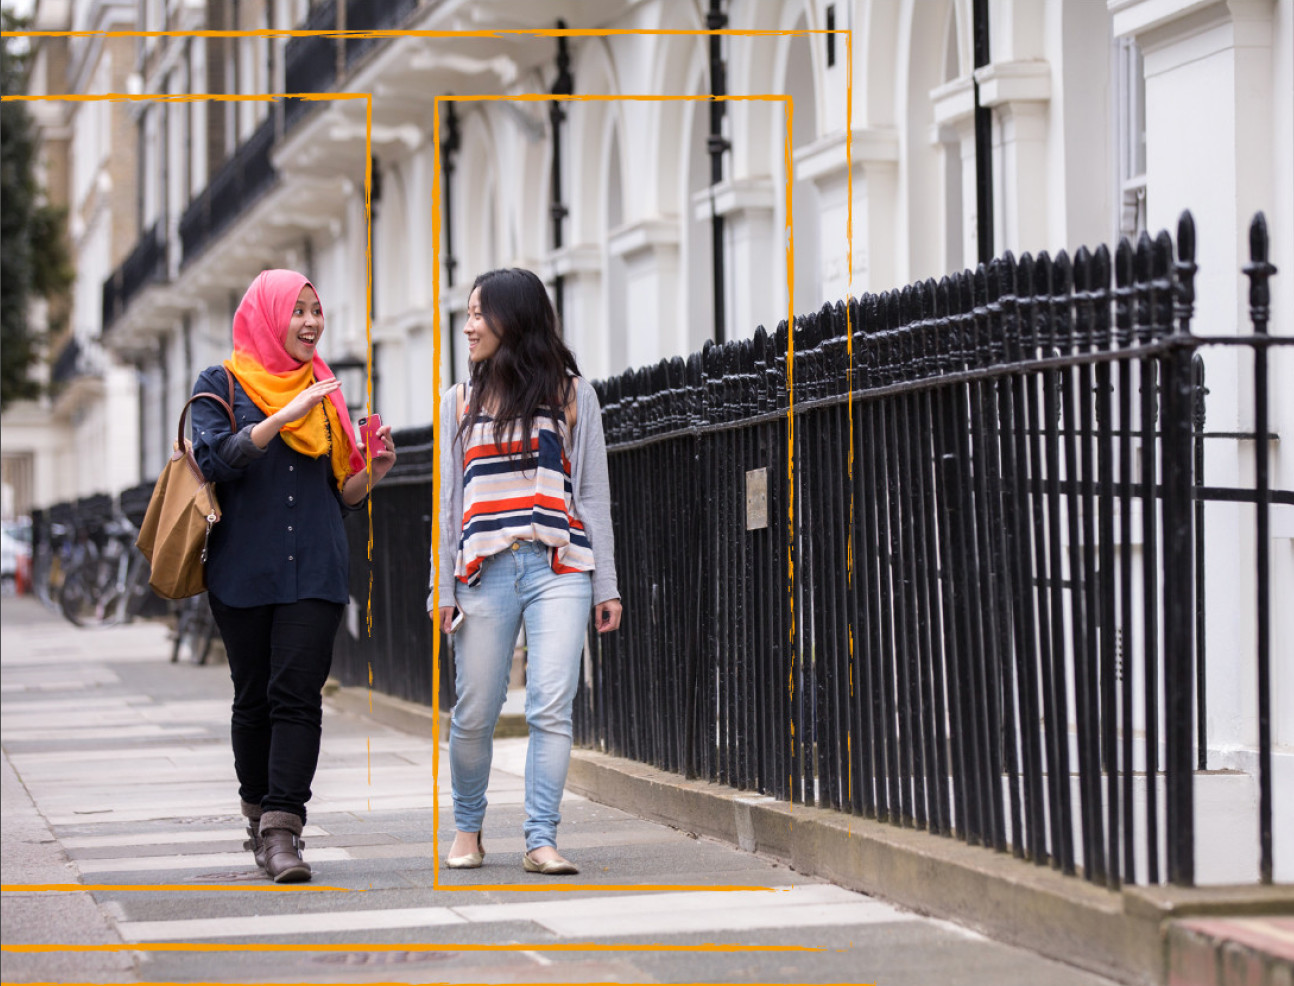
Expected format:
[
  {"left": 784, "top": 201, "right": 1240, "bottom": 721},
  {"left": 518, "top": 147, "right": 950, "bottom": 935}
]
[
  {"left": 250, "top": 378, "right": 342, "bottom": 450},
  {"left": 367, "top": 423, "right": 397, "bottom": 482},
  {"left": 278, "top": 378, "right": 342, "bottom": 424}
]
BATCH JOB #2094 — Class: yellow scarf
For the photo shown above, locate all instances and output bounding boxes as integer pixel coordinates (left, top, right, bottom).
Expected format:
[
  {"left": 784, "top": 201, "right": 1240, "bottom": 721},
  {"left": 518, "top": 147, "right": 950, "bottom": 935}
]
[{"left": 225, "top": 354, "right": 355, "bottom": 491}]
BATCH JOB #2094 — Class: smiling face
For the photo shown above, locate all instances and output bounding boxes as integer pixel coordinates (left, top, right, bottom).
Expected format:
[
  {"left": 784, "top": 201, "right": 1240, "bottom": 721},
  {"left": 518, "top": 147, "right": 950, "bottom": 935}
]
[
  {"left": 283, "top": 285, "right": 323, "bottom": 363},
  {"left": 464, "top": 286, "right": 501, "bottom": 363}
]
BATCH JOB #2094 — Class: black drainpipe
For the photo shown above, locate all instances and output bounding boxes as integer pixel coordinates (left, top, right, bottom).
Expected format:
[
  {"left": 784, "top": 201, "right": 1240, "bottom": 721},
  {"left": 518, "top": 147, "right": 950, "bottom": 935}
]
[
  {"left": 707, "top": 0, "right": 730, "bottom": 344},
  {"left": 440, "top": 100, "right": 461, "bottom": 369},
  {"left": 972, "top": 0, "right": 994, "bottom": 264},
  {"left": 549, "top": 22, "right": 573, "bottom": 325},
  {"left": 370, "top": 155, "right": 382, "bottom": 321}
]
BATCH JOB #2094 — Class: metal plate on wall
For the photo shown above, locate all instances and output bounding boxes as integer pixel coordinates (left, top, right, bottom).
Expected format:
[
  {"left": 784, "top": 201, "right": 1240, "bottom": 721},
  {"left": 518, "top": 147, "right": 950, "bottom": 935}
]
[{"left": 746, "top": 467, "right": 768, "bottom": 530}]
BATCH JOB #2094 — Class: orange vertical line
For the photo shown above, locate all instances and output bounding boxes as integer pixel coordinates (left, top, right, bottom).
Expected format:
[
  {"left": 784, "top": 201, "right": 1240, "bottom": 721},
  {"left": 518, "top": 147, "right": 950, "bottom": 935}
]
[
  {"left": 845, "top": 27, "right": 857, "bottom": 812},
  {"left": 430, "top": 96, "right": 444, "bottom": 891},
  {"left": 365, "top": 96, "right": 375, "bottom": 642},
  {"left": 784, "top": 95, "right": 796, "bottom": 803}
]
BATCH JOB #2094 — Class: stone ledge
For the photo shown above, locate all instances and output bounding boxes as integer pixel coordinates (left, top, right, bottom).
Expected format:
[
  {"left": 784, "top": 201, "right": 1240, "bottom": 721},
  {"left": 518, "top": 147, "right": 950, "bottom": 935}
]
[
  {"left": 1167, "top": 917, "right": 1294, "bottom": 986},
  {"left": 326, "top": 684, "right": 528, "bottom": 740},
  {"left": 566, "top": 747, "right": 1294, "bottom": 986}
]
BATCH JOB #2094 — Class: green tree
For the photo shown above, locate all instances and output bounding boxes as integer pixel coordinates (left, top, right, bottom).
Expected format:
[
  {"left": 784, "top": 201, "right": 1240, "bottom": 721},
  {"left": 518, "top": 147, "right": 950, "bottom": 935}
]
[{"left": 1, "top": 10, "right": 74, "bottom": 411}]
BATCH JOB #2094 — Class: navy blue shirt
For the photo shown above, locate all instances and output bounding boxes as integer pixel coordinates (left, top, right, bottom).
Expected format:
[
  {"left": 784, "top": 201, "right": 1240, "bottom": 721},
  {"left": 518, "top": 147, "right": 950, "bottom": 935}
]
[{"left": 190, "top": 365, "right": 357, "bottom": 608}]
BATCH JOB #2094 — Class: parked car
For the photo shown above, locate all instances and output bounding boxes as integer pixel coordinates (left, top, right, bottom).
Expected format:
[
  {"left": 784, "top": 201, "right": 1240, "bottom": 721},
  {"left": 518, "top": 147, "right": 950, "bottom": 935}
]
[{"left": 1, "top": 518, "right": 33, "bottom": 593}]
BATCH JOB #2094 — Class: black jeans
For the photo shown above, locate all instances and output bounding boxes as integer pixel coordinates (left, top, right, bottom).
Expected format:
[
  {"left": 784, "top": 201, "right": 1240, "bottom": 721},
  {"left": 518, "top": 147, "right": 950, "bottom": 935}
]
[{"left": 209, "top": 595, "right": 343, "bottom": 822}]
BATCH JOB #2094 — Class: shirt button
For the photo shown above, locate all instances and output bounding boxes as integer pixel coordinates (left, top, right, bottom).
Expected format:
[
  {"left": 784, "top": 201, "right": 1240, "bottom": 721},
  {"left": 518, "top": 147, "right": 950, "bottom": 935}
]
[
  {"left": 289, "top": 465, "right": 294, "bottom": 472},
  {"left": 288, "top": 555, "right": 294, "bottom": 561},
  {"left": 287, "top": 526, "right": 293, "bottom": 532},
  {"left": 288, "top": 496, "right": 294, "bottom": 503}
]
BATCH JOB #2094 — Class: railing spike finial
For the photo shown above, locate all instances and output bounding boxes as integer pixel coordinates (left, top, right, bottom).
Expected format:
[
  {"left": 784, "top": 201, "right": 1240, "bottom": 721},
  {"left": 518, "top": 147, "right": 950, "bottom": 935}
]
[
  {"left": 1248, "top": 211, "right": 1270, "bottom": 265},
  {"left": 1115, "top": 237, "right": 1134, "bottom": 284},
  {"left": 1173, "top": 214, "right": 1198, "bottom": 336},
  {"left": 1153, "top": 230, "right": 1173, "bottom": 280},
  {"left": 1243, "top": 213, "right": 1277, "bottom": 318},
  {"left": 1177, "top": 211, "right": 1195, "bottom": 263},
  {"left": 1093, "top": 243, "right": 1112, "bottom": 288}
]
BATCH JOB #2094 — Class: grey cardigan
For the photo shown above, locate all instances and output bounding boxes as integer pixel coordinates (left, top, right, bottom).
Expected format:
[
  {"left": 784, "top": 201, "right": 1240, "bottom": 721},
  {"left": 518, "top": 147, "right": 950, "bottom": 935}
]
[{"left": 427, "top": 377, "right": 620, "bottom": 610}]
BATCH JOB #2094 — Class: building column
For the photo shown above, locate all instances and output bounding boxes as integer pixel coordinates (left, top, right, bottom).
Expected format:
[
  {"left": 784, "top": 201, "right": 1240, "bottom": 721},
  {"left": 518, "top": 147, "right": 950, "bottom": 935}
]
[
  {"left": 794, "top": 128, "right": 901, "bottom": 302},
  {"left": 932, "top": 77, "right": 977, "bottom": 274},
  {"left": 698, "top": 178, "right": 777, "bottom": 337},
  {"left": 974, "top": 61, "right": 1052, "bottom": 257},
  {"left": 1113, "top": 0, "right": 1286, "bottom": 787},
  {"left": 547, "top": 245, "right": 605, "bottom": 378},
  {"left": 606, "top": 219, "right": 682, "bottom": 372}
]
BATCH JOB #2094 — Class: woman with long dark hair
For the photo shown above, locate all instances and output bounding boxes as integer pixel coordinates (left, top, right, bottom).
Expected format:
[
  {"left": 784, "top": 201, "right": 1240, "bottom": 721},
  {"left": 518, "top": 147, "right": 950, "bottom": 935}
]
[
  {"left": 430, "top": 267, "right": 621, "bottom": 875},
  {"left": 192, "top": 269, "right": 395, "bottom": 882}
]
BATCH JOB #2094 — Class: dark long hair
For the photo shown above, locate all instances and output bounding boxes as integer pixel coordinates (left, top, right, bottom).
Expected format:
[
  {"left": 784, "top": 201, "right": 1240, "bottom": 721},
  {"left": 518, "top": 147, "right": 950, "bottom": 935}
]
[{"left": 458, "top": 268, "right": 581, "bottom": 457}]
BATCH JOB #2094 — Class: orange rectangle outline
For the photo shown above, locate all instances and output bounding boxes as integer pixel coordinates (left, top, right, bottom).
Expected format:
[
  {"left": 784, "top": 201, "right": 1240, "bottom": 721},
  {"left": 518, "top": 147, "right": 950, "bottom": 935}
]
[
  {"left": 430, "top": 90, "right": 798, "bottom": 895},
  {"left": 0, "top": 89, "right": 375, "bottom": 897},
  {"left": 0, "top": 23, "right": 859, "bottom": 965}
]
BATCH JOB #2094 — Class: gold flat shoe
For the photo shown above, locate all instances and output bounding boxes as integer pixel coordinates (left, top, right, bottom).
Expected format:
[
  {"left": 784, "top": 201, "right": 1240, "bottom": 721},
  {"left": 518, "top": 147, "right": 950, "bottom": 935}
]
[
  {"left": 523, "top": 851, "right": 579, "bottom": 875},
  {"left": 445, "top": 839, "right": 484, "bottom": 869}
]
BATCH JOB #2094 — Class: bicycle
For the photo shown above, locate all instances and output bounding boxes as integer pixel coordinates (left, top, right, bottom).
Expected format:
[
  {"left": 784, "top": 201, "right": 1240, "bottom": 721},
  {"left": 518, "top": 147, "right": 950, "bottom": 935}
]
[
  {"left": 171, "top": 592, "right": 218, "bottom": 665},
  {"left": 58, "top": 517, "right": 151, "bottom": 628}
]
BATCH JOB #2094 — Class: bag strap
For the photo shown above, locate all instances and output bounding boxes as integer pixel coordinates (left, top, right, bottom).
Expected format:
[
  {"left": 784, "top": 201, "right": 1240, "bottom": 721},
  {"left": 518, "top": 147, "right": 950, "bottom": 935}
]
[{"left": 176, "top": 369, "right": 237, "bottom": 448}]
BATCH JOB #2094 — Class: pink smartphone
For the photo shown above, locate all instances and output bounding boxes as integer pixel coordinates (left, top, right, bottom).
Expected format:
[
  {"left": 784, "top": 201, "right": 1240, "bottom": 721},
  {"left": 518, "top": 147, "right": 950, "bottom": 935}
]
[{"left": 357, "top": 413, "right": 386, "bottom": 453}]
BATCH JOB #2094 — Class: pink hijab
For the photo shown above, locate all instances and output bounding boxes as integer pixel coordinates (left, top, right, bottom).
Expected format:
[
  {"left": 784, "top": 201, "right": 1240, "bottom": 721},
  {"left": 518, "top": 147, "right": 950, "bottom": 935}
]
[{"left": 226, "top": 269, "right": 366, "bottom": 478}]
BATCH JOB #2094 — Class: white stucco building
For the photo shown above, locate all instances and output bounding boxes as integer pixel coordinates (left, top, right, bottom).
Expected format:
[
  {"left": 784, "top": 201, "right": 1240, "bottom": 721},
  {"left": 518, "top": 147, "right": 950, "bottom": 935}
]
[{"left": 2, "top": 0, "right": 1289, "bottom": 881}]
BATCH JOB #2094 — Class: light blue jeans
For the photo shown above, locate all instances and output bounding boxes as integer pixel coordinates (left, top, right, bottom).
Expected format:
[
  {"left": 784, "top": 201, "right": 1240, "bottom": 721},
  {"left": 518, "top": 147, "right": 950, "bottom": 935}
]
[{"left": 449, "top": 540, "right": 592, "bottom": 851}]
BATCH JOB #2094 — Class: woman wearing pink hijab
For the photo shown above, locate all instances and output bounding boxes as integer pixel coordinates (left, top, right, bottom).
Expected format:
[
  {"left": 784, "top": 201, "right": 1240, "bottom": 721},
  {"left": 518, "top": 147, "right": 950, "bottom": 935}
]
[{"left": 190, "top": 270, "right": 395, "bottom": 882}]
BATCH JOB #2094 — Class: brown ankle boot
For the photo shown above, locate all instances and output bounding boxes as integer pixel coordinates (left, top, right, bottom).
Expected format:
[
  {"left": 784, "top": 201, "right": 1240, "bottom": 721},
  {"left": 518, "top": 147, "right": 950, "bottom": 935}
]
[
  {"left": 241, "top": 801, "right": 266, "bottom": 870},
  {"left": 258, "top": 811, "right": 310, "bottom": 883},
  {"left": 243, "top": 825, "right": 267, "bottom": 870},
  {"left": 261, "top": 829, "right": 310, "bottom": 882}
]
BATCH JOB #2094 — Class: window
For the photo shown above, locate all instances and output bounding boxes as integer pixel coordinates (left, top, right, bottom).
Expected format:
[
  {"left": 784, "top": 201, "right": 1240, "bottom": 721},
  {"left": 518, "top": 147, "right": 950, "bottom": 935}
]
[{"left": 1116, "top": 38, "right": 1146, "bottom": 238}]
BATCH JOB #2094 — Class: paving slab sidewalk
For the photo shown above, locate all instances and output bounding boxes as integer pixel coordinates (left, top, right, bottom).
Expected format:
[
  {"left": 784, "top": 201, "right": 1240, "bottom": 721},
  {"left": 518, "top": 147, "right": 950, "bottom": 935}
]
[{"left": 2, "top": 594, "right": 1133, "bottom": 984}]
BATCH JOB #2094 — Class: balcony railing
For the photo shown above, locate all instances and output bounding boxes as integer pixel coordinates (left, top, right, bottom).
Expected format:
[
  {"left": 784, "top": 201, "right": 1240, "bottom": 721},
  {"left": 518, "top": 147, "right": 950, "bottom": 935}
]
[
  {"left": 179, "top": 115, "right": 278, "bottom": 267},
  {"left": 49, "top": 335, "right": 106, "bottom": 391},
  {"left": 284, "top": 0, "right": 339, "bottom": 129},
  {"left": 49, "top": 337, "right": 82, "bottom": 388},
  {"left": 101, "top": 221, "right": 166, "bottom": 331},
  {"left": 344, "top": 0, "right": 420, "bottom": 68}
]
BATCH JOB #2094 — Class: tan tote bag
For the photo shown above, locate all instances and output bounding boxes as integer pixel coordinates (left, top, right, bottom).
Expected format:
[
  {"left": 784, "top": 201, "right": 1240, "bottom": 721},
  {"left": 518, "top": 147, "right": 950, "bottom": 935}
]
[{"left": 136, "top": 369, "right": 236, "bottom": 599}]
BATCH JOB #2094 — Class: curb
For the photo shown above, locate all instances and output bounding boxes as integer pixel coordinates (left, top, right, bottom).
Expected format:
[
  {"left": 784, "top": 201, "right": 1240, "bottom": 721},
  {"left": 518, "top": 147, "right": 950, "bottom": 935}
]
[
  {"left": 566, "top": 747, "right": 1294, "bottom": 986},
  {"left": 1168, "top": 917, "right": 1294, "bottom": 986},
  {"left": 325, "top": 683, "right": 529, "bottom": 739}
]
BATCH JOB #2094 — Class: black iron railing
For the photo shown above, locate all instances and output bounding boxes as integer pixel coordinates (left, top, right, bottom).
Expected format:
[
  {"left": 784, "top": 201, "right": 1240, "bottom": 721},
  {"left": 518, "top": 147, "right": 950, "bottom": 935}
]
[
  {"left": 37, "top": 212, "right": 1282, "bottom": 891},
  {"left": 102, "top": 221, "right": 166, "bottom": 330},
  {"left": 343, "top": 0, "right": 419, "bottom": 68},
  {"left": 179, "top": 116, "right": 277, "bottom": 266},
  {"left": 49, "top": 337, "right": 83, "bottom": 388},
  {"left": 575, "top": 212, "right": 1285, "bottom": 889},
  {"left": 331, "top": 425, "right": 457, "bottom": 710},
  {"left": 284, "top": 0, "right": 339, "bottom": 130}
]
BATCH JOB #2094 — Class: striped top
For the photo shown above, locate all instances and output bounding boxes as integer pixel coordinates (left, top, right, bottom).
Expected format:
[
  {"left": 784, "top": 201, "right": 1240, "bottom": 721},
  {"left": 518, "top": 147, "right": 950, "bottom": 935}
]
[{"left": 455, "top": 402, "right": 595, "bottom": 586}]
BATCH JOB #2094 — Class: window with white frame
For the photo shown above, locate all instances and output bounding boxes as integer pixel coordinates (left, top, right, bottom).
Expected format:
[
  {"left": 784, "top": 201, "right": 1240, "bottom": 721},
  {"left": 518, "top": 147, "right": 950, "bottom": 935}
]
[{"left": 1115, "top": 38, "right": 1146, "bottom": 238}]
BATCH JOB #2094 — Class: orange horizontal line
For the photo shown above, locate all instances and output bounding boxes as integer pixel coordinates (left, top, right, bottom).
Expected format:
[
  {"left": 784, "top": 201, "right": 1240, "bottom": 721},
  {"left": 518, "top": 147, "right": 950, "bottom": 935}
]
[
  {"left": 436, "top": 883, "right": 786, "bottom": 893},
  {"left": 3, "top": 29, "right": 844, "bottom": 39},
  {"left": 3, "top": 942, "right": 823, "bottom": 954},
  {"left": 438, "top": 93, "right": 787, "bottom": 102},
  {"left": 4, "top": 881, "right": 780, "bottom": 894},
  {"left": 1, "top": 883, "right": 356, "bottom": 893}
]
